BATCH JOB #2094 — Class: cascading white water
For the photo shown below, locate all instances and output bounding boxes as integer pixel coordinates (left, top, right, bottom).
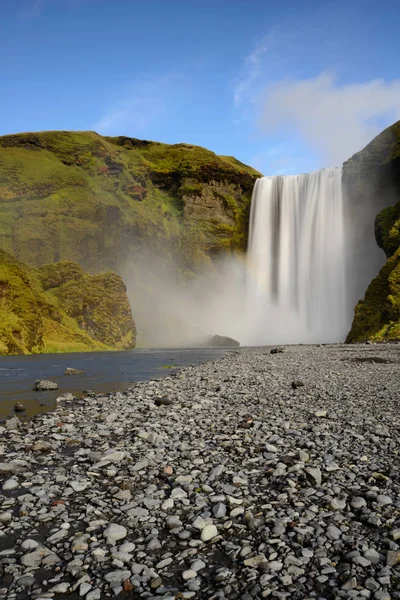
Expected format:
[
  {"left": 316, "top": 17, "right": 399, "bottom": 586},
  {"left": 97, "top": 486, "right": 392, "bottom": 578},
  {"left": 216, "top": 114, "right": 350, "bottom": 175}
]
[{"left": 246, "top": 167, "right": 349, "bottom": 344}]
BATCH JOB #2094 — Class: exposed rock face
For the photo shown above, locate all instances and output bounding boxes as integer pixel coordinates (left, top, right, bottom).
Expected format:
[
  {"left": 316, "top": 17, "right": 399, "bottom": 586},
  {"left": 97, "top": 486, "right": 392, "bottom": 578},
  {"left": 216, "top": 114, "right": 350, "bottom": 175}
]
[
  {"left": 0, "top": 131, "right": 260, "bottom": 275},
  {"left": 345, "top": 121, "right": 400, "bottom": 342},
  {"left": 0, "top": 249, "right": 136, "bottom": 355},
  {"left": 38, "top": 262, "right": 136, "bottom": 350}
]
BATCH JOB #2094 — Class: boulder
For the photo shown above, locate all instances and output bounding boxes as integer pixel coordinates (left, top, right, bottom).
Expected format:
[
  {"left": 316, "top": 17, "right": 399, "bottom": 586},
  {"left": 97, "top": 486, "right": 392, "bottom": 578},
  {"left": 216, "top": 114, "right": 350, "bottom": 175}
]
[
  {"left": 34, "top": 379, "right": 58, "bottom": 391},
  {"left": 209, "top": 335, "right": 240, "bottom": 347},
  {"left": 64, "top": 367, "right": 85, "bottom": 376}
]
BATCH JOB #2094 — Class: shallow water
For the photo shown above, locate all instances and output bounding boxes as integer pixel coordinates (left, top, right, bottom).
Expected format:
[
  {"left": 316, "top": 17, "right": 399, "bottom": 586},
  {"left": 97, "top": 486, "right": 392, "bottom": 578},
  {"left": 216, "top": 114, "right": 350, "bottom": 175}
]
[{"left": 0, "top": 347, "right": 228, "bottom": 420}]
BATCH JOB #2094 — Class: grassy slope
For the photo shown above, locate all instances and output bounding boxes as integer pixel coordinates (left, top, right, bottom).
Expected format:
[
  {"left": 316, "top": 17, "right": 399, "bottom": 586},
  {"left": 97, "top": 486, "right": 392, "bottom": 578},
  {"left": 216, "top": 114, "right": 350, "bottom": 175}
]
[
  {"left": 0, "top": 250, "right": 136, "bottom": 355},
  {"left": 0, "top": 131, "right": 260, "bottom": 276},
  {"left": 345, "top": 121, "right": 400, "bottom": 342}
]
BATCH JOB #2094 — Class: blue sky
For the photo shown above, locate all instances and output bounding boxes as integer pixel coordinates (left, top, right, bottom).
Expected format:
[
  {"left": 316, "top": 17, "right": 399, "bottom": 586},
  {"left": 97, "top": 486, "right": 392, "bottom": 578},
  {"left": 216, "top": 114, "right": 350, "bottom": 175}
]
[{"left": 1, "top": 0, "right": 400, "bottom": 174}]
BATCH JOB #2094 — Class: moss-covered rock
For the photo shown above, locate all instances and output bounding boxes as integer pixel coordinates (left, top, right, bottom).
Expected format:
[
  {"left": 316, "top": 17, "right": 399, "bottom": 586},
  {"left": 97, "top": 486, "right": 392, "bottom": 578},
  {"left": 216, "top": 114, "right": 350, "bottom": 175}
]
[
  {"left": 346, "top": 249, "right": 400, "bottom": 342},
  {"left": 0, "top": 131, "right": 260, "bottom": 275},
  {"left": 345, "top": 121, "right": 400, "bottom": 341},
  {"left": 0, "top": 249, "right": 135, "bottom": 355}
]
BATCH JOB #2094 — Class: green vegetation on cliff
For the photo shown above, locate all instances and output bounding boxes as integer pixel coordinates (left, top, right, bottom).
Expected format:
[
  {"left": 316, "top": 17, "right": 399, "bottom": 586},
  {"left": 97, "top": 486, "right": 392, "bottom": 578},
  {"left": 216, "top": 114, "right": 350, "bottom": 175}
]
[
  {"left": 346, "top": 249, "right": 400, "bottom": 342},
  {"left": 0, "top": 131, "right": 260, "bottom": 275},
  {"left": 0, "top": 250, "right": 136, "bottom": 355},
  {"left": 345, "top": 121, "right": 400, "bottom": 342}
]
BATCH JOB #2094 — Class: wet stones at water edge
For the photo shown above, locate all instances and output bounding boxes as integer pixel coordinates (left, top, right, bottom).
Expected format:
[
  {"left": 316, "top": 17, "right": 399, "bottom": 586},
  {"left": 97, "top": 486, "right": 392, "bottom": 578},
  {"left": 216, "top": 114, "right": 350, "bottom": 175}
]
[{"left": 33, "top": 379, "right": 58, "bottom": 391}]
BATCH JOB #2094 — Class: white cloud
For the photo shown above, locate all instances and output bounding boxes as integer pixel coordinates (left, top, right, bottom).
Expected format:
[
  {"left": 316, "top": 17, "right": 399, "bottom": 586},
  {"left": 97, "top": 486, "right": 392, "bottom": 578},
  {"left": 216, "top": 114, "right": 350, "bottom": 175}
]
[
  {"left": 233, "top": 33, "right": 276, "bottom": 111},
  {"left": 258, "top": 72, "right": 400, "bottom": 166}
]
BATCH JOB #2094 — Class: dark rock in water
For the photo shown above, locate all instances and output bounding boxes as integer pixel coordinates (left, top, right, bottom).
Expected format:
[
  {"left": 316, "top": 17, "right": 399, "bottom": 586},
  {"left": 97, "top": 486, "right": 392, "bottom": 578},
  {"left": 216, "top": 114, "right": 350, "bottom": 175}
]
[
  {"left": 209, "top": 335, "right": 240, "bottom": 347},
  {"left": 270, "top": 347, "right": 284, "bottom": 354},
  {"left": 14, "top": 402, "right": 26, "bottom": 412},
  {"left": 291, "top": 380, "right": 305, "bottom": 389},
  {"left": 65, "top": 367, "right": 85, "bottom": 376},
  {"left": 33, "top": 380, "right": 58, "bottom": 391},
  {"left": 154, "top": 396, "right": 174, "bottom": 406}
]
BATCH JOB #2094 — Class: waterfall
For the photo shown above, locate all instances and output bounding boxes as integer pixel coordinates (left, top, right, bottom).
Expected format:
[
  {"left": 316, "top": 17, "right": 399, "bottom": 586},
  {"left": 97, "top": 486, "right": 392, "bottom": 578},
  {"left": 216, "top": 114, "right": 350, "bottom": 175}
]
[{"left": 246, "top": 167, "right": 349, "bottom": 344}]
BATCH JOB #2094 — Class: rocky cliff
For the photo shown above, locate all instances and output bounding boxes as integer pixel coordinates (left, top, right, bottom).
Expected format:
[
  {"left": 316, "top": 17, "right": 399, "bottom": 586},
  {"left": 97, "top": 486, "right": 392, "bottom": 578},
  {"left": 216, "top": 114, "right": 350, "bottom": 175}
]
[
  {"left": 0, "top": 249, "right": 136, "bottom": 355},
  {"left": 0, "top": 131, "right": 260, "bottom": 276},
  {"left": 345, "top": 121, "right": 400, "bottom": 342}
]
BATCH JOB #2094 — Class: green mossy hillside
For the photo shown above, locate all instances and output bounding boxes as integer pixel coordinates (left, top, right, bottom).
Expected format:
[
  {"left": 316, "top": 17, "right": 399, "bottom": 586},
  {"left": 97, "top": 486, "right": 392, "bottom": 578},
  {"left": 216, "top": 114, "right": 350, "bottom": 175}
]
[
  {"left": 0, "top": 131, "right": 260, "bottom": 275},
  {"left": 346, "top": 249, "right": 400, "bottom": 342},
  {"left": 375, "top": 202, "right": 400, "bottom": 258},
  {"left": 0, "top": 251, "right": 135, "bottom": 355}
]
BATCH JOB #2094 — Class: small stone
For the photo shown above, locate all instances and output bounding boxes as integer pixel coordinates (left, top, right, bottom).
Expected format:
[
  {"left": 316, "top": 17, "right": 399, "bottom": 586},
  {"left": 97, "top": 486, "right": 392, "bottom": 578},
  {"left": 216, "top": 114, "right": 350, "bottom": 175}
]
[
  {"left": 377, "top": 495, "right": 392, "bottom": 506},
  {"left": 21, "top": 539, "right": 39, "bottom": 551},
  {"left": 270, "top": 347, "right": 284, "bottom": 354},
  {"left": 51, "top": 582, "right": 70, "bottom": 594},
  {"left": 193, "top": 516, "right": 206, "bottom": 530},
  {"left": 213, "top": 502, "right": 227, "bottom": 518},
  {"left": 350, "top": 496, "right": 366, "bottom": 509},
  {"left": 244, "top": 554, "right": 268, "bottom": 568},
  {"left": 291, "top": 380, "right": 304, "bottom": 389},
  {"left": 182, "top": 570, "right": 197, "bottom": 580},
  {"left": 0, "top": 511, "right": 12, "bottom": 523},
  {"left": 315, "top": 410, "right": 327, "bottom": 418},
  {"left": 154, "top": 396, "right": 174, "bottom": 406},
  {"left": 79, "top": 582, "right": 92, "bottom": 596},
  {"left": 2, "top": 478, "right": 19, "bottom": 491},
  {"left": 5, "top": 416, "right": 21, "bottom": 430},
  {"left": 326, "top": 525, "right": 342, "bottom": 540},
  {"left": 265, "top": 444, "right": 278, "bottom": 453},
  {"left": 104, "top": 570, "right": 131, "bottom": 584},
  {"left": 386, "top": 550, "right": 400, "bottom": 566},
  {"left": 201, "top": 524, "right": 218, "bottom": 541},
  {"left": 14, "top": 402, "right": 26, "bottom": 412},
  {"left": 70, "top": 480, "right": 90, "bottom": 492},
  {"left": 391, "top": 529, "right": 400, "bottom": 541},
  {"left": 306, "top": 467, "right": 322, "bottom": 486},
  {"left": 365, "top": 578, "right": 380, "bottom": 592},
  {"left": 191, "top": 559, "right": 206, "bottom": 572},
  {"left": 299, "top": 450, "right": 310, "bottom": 462},
  {"left": 330, "top": 497, "right": 346, "bottom": 510},
  {"left": 163, "top": 466, "right": 174, "bottom": 475},
  {"left": 363, "top": 549, "right": 381, "bottom": 565},
  {"left": 352, "top": 555, "right": 371, "bottom": 567},
  {"left": 341, "top": 577, "right": 357, "bottom": 590},
  {"left": 104, "top": 524, "right": 127, "bottom": 545}
]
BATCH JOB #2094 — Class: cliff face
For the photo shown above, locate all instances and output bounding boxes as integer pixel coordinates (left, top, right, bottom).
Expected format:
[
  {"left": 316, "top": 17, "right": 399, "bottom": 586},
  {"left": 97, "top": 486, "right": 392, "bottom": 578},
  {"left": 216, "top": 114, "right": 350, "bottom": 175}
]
[
  {"left": 0, "top": 250, "right": 136, "bottom": 355},
  {"left": 345, "top": 121, "right": 400, "bottom": 342},
  {"left": 0, "top": 131, "right": 260, "bottom": 275}
]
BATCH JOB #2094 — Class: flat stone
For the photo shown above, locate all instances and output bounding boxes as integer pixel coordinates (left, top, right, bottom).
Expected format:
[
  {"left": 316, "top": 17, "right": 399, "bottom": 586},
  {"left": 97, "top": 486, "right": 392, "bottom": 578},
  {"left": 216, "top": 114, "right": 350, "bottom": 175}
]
[
  {"left": 306, "top": 467, "right": 322, "bottom": 487},
  {"left": 377, "top": 495, "right": 392, "bottom": 506},
  {"left": 103, "top": 524, "right": 127, "bottom": 545},
  {"left": 182, "top": 570, "right": 197, "bottom": 580},
  {"left": 244, "top": 554, "right": 268, "bottom": 568},
  {"left": 200, "top": 524, "right": 218, "bottom": 542}
]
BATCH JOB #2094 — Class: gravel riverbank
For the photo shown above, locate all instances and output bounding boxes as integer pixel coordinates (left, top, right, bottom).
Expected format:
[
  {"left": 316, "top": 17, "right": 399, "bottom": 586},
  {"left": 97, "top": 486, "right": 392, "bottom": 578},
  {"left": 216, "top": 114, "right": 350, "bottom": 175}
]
[{"left": 0, "top": 344, "right": 399, "bottom": 600}]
